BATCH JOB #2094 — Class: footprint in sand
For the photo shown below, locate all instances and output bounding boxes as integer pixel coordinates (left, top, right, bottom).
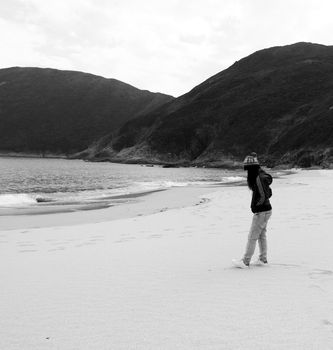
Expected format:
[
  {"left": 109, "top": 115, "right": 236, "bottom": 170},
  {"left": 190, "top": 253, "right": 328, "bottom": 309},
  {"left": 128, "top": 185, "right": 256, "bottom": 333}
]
[
  {"left": 88, "top": 236, "right": 105, "bottom": 242},
  {"left": 322, "top": 319, "right": 333, "bottom": 333},
  {"left": 179, "top": 234, "right": 193, "bottom": 238},
  {"left": 308, "top": 269, "right": 333, "bottom": 294},
  {"left": 308, "top": 269, "right": 333, "bottom": 279},
  {"left": 147, "top": 234, "right": 163, "bottom": 239},
  {"left": 270, "top": 263, "right": 301, "bottom": 269},
  {"left": 322, "top": 319, "right": 333, "bottom": 326},
  {"left": 17, "top": 241, "right": 36, "bottom": 248},
  {"left": 48, "top": 247, "right": 66, "bottom": 252},
  {"left": 114, "top": 237, "right": 137, "bottom": 243},
  {"left": 19, "top": 249, "right": 38, "bottom": 253},
  {"left": 50, "top": 241, "right": 70, "bottom": 246},
  {"left": 74, "top": 241, "right": 99, "bottom": 247}
]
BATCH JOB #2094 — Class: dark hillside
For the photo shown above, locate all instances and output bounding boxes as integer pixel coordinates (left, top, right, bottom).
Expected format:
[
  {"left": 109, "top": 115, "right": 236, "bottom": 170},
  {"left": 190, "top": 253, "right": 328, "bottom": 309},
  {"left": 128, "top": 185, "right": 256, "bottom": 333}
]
[
  {"left": 92, "top": 42, "right": 333, "bottom": 167},
  {"left": 0, "top": 67, "right": 173, "bottom": 155}
]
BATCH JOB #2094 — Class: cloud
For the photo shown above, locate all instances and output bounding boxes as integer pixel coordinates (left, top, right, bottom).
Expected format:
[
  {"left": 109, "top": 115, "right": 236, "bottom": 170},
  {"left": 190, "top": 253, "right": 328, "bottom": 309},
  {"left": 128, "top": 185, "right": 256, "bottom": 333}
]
[{"left": 1, "top": 0, "right": 333, "bottom": 96}]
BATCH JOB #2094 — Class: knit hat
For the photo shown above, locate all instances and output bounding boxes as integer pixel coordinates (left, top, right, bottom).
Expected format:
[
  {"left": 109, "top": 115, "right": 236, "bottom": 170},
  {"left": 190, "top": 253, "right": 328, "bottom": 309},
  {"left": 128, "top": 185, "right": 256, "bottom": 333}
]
[{"left": 243, "top": 152, "right": 260, "bottom": 169}]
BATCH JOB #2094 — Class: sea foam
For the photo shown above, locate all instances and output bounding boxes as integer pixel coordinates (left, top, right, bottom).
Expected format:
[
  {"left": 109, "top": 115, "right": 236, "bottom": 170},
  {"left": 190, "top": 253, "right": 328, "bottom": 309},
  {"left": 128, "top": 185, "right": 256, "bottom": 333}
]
[{"left": 0, "top": 194, "right": 37, "bottom": 207}]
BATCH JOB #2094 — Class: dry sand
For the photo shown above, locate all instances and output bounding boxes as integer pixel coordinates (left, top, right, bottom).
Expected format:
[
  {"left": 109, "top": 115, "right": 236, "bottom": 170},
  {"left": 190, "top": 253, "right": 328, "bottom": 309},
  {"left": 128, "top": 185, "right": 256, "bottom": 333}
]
[{"left": 1, "top": 170, "right": 333, "bottom": 349}]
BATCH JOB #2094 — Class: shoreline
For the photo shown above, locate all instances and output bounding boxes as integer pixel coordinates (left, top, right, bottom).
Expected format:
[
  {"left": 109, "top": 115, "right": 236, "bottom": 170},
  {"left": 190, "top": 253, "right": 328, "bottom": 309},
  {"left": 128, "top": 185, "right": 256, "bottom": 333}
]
[
  {"left": 0, "top": 185, "right": 215, "bottom": 231},
  {"left": 0, "top": 152, "right": 242, "bottom": 169},
  {"left": 0, "top": 188, "right": 167, "bottom": 217},
  {"left": 0, "top": 169, "right": 298, "bottom": 230},
  {"left": 2, "top": 152, "right": 327, "bottom": 170},
  {"left": 0, "top": 152, "right": 68, "bottom": 159}
]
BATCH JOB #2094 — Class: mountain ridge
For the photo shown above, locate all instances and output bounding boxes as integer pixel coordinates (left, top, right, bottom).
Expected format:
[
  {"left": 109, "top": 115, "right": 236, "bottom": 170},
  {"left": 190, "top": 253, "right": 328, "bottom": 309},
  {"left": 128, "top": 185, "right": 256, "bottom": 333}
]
[
  {"left": 1, "top": 43, "right": 333, "bottom": 168},
  {"left": 85, "top": 42, "right": 333, "bottom": 168},
  {"left": 0, "top": 67, "right": 173, "bottom": 155}
]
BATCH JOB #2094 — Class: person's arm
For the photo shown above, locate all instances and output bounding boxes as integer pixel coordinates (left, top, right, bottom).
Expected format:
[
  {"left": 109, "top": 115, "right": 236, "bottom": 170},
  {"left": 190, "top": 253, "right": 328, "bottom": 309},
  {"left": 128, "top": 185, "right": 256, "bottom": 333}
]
[{"left": 256, "top": 176, "right": 266, "bottom": 206}]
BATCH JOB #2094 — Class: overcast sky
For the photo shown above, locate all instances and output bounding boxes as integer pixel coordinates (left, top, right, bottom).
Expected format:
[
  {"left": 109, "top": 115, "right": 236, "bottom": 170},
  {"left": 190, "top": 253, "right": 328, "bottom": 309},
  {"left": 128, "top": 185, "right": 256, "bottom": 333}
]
[{"left": 1, "top": 0, "right": 333, "bottom": 96}]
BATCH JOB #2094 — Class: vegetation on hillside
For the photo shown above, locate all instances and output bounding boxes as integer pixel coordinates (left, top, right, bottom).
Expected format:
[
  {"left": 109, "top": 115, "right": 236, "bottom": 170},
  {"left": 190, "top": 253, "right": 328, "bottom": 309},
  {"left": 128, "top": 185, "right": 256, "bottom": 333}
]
[
  {"left": 0, "top": 67, "right": 173, "bottom": 155},
  {"left": 91, "top": 42, "right": 333, "bottom": 167}
]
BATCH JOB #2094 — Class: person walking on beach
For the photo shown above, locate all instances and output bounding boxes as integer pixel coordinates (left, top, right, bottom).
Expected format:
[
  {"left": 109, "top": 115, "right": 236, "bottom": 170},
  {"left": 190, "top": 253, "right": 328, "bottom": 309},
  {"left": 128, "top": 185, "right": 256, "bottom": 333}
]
[{"left": 232, "top": 152, "right": 273, "bottom": 268}]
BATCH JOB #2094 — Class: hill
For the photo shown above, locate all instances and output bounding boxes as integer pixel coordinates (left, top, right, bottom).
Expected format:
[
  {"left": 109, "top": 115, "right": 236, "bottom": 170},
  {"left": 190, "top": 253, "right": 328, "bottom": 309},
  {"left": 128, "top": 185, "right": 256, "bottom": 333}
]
[
  {"left": 87, "top": 42, "right": 333, "bottom": 168},
  {"left": 0, "top": 67, "right": 173, "bottom": 155}
]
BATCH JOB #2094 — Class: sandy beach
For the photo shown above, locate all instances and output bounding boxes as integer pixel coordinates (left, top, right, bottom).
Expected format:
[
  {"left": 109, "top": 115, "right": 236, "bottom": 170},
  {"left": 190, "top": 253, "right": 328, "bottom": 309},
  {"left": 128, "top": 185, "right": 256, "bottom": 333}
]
[{"left": 1, "top": 169, "right": 333, "bottom": 349}]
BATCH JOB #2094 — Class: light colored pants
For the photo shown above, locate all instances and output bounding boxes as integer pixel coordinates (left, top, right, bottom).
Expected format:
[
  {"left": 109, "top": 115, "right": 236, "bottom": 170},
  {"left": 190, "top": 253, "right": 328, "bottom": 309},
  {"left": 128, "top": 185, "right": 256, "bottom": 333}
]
[{"left": 243, "top": 210, "right": 272, "bottom": 265}]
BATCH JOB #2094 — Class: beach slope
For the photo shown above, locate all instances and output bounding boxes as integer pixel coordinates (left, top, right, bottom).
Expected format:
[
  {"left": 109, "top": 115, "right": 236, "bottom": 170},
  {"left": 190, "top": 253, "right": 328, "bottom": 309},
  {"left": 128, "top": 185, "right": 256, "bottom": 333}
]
[{"left": 1, "top": 170, "right": 333, "bottom": 349}]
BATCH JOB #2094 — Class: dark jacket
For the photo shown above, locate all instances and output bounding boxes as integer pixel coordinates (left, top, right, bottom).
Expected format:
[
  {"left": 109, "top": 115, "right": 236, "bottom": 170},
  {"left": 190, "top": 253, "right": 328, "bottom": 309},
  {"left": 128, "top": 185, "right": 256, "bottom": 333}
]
[{"left": 251, "top": 169, "right": 273, "bottom": 213}]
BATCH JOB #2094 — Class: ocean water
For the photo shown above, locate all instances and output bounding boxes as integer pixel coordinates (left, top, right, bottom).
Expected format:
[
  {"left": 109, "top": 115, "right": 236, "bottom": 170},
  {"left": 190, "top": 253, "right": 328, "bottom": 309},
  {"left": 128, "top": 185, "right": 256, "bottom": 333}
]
[{"left": 0, "top": 157, "right": 245, "bottom": 213}]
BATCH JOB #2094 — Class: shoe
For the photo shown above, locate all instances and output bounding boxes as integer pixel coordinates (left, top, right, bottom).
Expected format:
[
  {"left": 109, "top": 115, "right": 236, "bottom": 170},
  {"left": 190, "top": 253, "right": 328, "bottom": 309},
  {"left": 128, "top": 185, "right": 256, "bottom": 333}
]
[
  {"left": 232, "top": 259, "right": 249, "bottom": 269},
  {"left": 254, "top": 258, "right": 268, "bottom": 266}
]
